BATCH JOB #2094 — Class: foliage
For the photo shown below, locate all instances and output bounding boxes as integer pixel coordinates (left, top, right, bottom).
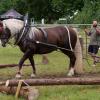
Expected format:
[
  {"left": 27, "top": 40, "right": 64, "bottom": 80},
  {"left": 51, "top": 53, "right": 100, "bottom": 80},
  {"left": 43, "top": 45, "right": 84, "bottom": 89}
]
[
  {"left": 0, "top": 0, "right": 84, "bottom": 23},
  {"left": 1, "top": 0, "right": 100, "bottom": 24},
  {"left": 73, "top": 0, "right": 100, "bottom": 24}
]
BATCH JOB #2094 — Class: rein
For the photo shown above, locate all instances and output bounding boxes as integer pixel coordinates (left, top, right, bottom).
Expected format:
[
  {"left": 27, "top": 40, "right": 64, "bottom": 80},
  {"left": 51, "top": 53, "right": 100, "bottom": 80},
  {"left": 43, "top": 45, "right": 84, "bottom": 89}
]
[
  {"left": 14, "top": 25, "right": 30, "bottom": 45},
  {"left": 26, "top": 26, "right": 74, "bottom": 52},
  {"left": 64, "top": 26, "right": 73, "bottom": 52}
]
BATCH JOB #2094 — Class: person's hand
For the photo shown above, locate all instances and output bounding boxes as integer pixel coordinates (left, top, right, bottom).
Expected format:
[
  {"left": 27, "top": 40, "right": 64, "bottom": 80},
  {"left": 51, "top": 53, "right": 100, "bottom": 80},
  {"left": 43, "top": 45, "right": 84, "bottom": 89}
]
[
  {"left": 84, "top": 28, "right": 88, "bottom": 33},
  {"left": 84, "top": 28, "right": 91, "bottom": 36},
  {"left": 95, "top": 28, "right": 100, "bottom": 35}
]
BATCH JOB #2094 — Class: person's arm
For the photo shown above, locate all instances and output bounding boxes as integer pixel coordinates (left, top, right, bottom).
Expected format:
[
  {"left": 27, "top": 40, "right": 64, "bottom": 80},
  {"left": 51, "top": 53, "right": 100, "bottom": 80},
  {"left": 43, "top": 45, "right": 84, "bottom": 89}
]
[
  {"left": 95, "top": 27, "right": 100, "bottom": 35},
  {"left": 84, "top": 28, "right": 91, "bottom": 36}
]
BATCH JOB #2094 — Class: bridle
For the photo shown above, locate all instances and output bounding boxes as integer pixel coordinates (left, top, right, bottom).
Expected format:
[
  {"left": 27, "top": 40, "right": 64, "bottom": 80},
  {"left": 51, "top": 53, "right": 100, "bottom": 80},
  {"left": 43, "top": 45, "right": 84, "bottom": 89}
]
[
  {"left": 0, "top": 21, "right": 3, "bottom": 34},
  {"left": 0, "top": 22, "right": 30, "bottom": 46},
  {"left": 14, "top": 24, "right": 30, "bottom": 45}
]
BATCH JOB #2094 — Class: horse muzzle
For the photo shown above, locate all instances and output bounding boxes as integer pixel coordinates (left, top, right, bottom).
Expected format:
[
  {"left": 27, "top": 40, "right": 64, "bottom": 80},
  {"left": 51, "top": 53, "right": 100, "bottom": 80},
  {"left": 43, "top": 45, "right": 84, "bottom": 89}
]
[
  {"left": 0, "top": 40, "right": 7, "bottom": 47},
  {"left": 2, "top": 43, "right": 6, "bottom": 47}
]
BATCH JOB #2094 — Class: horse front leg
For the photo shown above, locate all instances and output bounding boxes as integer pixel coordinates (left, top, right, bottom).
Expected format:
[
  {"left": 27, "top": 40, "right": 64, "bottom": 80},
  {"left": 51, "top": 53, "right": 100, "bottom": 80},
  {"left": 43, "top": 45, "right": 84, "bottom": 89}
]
[
  {"left": 16, "top": 49, "right": 32, "bottom": 78},
  {"left": 29, "top": 55, "right": 36, "bottom": 78}
]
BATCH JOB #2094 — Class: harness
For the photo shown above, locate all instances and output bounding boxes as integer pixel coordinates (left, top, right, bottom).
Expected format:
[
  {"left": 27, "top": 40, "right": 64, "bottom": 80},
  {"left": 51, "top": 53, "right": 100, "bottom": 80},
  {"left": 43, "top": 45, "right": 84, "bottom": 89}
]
[
  {"left": 64, "top": 26, "right": 73, "bottom": 51},
  {"left": 35, "top": 26, "right": 73, "bottom": 52},
  {"left": 15, "top": 13, "right": 30, "bottom": 45},
  {"left": 14, "top": 26, "right": 30, "bottom": 45},
  {"left": 12, "top": 19, "right": 73, "bottom": 52},
  {"left": 38, "top": 28, "right": 48, "bottom": 42},
  {"left": 28, "top": 26, "right": 73, "bottom": 52}
]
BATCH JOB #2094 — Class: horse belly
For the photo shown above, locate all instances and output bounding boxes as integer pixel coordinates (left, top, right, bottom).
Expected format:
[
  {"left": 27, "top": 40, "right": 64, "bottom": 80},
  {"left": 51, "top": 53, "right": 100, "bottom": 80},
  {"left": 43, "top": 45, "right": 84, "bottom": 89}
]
[{"left": 35, "top": 45, "right": 57, "bottom": 54}]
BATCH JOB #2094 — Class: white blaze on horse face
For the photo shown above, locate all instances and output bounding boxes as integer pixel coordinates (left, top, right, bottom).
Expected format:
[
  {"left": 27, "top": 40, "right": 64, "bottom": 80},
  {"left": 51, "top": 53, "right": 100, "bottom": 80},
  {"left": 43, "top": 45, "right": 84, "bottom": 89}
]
[{"left": 3, "top": 19, "right": 24, "bottom": 36}]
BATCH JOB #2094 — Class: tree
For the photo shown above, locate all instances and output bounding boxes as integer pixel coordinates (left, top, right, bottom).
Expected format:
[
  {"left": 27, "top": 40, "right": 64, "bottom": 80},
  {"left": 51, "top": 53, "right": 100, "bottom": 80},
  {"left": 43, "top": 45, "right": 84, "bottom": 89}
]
[
  {"left": 72, "top": 0, "right": 100, "bottom": 24},
  {"left": 0, "top": 0, "right": 18, "bottom": 14},
  {"left": 0, "top": 0, "right": 84, "bottom": 23}
]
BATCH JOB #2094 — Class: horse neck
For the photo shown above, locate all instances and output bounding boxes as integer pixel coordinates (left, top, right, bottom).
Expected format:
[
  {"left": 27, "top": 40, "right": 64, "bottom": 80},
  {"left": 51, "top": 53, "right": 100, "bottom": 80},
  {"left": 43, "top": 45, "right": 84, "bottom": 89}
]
[
  {"left": 3, "top": 19, "right": 24, "bottom": 37},
  {"left": 28, "top": 27, "right": 40, "bottom": 39}
]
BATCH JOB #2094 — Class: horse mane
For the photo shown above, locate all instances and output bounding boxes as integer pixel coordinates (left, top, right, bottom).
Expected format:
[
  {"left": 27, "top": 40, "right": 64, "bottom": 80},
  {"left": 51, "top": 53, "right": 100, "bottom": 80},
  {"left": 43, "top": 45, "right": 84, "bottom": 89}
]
[
  {"left": 28, "top": 27, "right": 40, "bottom": 39},
  {"left": 2, "top": 19, "right": 24, "bottom": 36}
]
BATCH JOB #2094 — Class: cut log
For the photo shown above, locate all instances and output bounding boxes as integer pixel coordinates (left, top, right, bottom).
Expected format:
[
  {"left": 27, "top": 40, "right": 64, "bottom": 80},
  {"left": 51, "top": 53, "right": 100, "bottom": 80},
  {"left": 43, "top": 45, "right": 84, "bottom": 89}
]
[
  {"left": 0, "top": 86, "right": 39, "bottom": 100},
  {"left": 0, "top": 86, "right": 28, "bottom": 98},
  {"left": 1, "top": 77, "right": 100, "bottom": 86}
]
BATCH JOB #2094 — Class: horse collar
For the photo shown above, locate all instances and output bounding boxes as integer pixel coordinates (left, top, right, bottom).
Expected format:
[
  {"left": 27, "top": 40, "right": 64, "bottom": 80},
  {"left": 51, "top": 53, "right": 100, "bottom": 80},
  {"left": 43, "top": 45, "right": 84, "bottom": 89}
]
[{"left": 15, "top": 25, "right": 30, "bottom": 45}]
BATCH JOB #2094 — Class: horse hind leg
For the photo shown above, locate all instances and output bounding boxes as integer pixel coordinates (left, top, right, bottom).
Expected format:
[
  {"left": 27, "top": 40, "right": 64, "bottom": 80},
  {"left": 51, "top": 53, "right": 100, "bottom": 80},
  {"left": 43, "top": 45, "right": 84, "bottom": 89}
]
[
  {"left": 61, "top": 50, "right": 76, "bottom": 76},
  {"left": 67, "top": 53, "right": 76, "bottom": 76},
  {"left": 42, "top": 54, "right": 49, "bottom": 64}
]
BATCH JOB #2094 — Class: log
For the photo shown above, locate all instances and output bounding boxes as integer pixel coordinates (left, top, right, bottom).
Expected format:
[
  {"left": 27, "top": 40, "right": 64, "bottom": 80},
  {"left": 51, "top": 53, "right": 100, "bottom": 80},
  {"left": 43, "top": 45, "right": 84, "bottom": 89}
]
[
  {"left": 1, "top": 77, "right": 100, "bottom": 86},
  {"left": 0, "top": 86, "right": 28, "bottom": 98},
  {"left": 0, "top": 86, "right": 39, "bottom": 100},
  {"left": 0, "top": 64, "right": 31, "bottom": 68}
]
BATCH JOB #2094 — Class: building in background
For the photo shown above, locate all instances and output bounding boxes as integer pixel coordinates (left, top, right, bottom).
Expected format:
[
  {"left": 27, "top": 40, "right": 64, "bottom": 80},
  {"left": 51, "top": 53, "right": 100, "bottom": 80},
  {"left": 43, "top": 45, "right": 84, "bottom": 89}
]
[{"left": 0, "top": 9, "right": 23, "bottom": 20}]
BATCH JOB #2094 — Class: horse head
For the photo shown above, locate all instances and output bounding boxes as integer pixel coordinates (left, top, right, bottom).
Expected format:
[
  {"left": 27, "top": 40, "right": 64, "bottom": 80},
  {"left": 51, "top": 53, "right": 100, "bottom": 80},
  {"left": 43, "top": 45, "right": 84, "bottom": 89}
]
[
  {"left": 0, "top": 26, "right": 11, "bottom": 47},
  {"left": 0, "top": 20, "right": 10, "bottom": 47},
  {"left": 0, "top": 19, "right": 24, "bottom": 47}
]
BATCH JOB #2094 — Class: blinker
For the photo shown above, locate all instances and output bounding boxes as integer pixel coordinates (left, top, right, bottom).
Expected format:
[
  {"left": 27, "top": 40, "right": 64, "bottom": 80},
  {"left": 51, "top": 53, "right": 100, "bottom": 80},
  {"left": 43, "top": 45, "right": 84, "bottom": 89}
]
[{"left": 0, "top": 27, "right": 3, "bottom": 34}]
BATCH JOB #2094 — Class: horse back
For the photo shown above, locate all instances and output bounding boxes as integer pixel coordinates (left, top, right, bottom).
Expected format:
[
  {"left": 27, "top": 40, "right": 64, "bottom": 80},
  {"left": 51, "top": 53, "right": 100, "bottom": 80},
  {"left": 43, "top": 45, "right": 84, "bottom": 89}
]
[
  {"left": 44, "top": 26, "right": 77, "bottom": 48},
  {"left": 25, "top": 26, "right": 77, "bottom": 54}
]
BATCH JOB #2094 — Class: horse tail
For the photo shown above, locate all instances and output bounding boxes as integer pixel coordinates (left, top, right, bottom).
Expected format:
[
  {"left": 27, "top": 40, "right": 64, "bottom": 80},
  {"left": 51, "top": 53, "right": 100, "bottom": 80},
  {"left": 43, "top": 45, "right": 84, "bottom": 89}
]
[{"left": 73, "top": 28, "right": 84, "bottom": 74}]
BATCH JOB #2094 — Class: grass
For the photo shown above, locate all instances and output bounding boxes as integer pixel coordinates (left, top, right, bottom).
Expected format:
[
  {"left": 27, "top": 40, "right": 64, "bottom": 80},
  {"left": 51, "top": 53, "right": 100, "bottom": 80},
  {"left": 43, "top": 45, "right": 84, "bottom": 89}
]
[{"left": 0, "top": 45, "right": 100, "bottom": 100}]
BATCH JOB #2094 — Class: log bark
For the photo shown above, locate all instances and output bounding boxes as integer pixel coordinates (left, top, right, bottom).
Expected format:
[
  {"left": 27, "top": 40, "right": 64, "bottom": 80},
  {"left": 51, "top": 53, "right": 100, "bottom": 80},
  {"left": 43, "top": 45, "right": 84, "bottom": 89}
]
[
  {"left": 0, "top": 86, "right": 39, "bottom": 100},
  {"left": 0, "top": 64, "right": 31, "bottom": 68},
  {"left": 1, "top": 77, "right": 100, "bottom": 86},
  {"left": 0, "top": 86, "right": 28, "bottom": 97}
]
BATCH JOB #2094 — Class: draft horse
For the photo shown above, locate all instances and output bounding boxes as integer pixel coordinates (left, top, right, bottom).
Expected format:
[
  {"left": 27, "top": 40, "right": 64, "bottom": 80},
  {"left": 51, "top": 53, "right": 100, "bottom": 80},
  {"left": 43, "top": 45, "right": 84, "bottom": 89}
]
[{"left": 0, "top": 19, "right": 80, "bottom": 78}]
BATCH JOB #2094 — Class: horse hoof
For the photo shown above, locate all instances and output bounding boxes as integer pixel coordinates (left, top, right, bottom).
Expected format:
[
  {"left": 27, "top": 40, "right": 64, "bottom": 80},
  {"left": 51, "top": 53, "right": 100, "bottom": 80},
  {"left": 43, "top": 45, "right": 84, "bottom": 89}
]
[
  {"left": 15, "top": 74, "right": 21, "bottom": 79},
  {"left": 67, "top": 72, "right": 74, "bottom": 77},
  {"left": 31, "top": 73, "right": 36, "bottom": 78},
  {"left": 67, "top": 68, "right": 74, "bottom": 76}
]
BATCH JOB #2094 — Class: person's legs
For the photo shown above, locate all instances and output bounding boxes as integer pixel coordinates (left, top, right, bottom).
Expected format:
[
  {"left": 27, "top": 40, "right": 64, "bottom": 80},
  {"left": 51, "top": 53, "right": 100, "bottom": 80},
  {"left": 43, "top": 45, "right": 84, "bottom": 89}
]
[
  {"left": 88, "top": 45, "right": 99, "bottom": 66},
  {"left": 92, "top": 45, "right": 99, "bottom": 63}
]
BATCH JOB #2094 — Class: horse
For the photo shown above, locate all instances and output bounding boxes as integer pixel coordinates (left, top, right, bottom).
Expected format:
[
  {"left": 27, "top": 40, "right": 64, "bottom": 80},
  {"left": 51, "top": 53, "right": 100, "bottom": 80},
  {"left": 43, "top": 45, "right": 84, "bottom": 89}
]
[{"left": 0, "top": 19, "right": 81, "bottom": 78}]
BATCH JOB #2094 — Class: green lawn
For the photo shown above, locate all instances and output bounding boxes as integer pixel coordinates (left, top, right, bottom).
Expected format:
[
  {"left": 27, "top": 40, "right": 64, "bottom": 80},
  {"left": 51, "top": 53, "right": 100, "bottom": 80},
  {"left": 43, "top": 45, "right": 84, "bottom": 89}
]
[{"left": 0, "top": 45, "right": 100, "bottom": 100}]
